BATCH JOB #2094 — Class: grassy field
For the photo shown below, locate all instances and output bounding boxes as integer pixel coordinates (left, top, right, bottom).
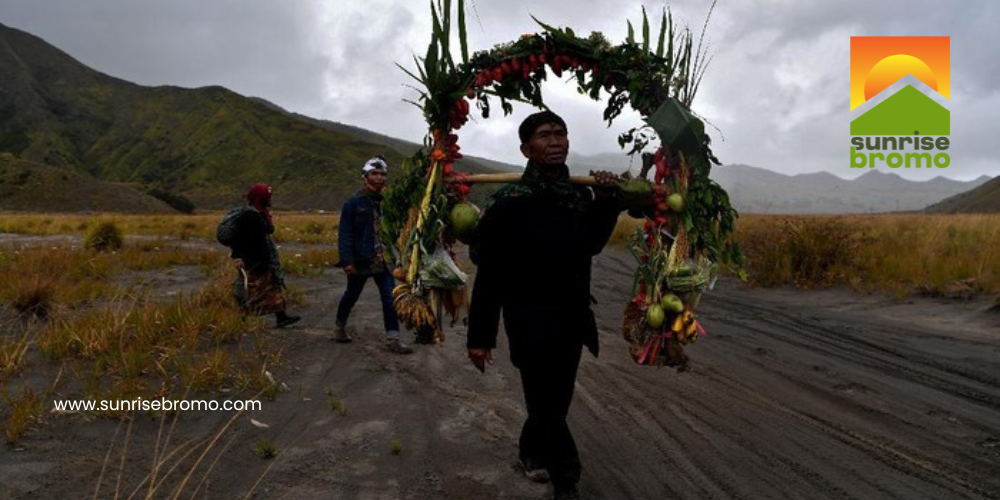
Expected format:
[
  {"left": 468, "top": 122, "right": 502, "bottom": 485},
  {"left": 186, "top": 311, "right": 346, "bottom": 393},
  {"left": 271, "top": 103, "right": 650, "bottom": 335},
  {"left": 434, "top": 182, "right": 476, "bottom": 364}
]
[
  {"left": 0, "top": 214, "right": 337, "bottom": 445},
  {"left": 611, "top": 213, "right": 1000, "bottom": 296},
  {"left": 2, "top": 211, "right": 997, "bottom": 445},
  {"left": 0, "top": 212, "right": 340, "bottom": 245}
]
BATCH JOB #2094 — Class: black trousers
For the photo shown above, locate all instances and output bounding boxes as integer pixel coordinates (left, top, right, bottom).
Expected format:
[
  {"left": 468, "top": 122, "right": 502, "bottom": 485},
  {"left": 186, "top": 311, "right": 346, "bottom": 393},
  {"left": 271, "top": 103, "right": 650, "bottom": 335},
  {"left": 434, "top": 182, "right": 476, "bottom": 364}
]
[
  {"left": 335, "top": 270, "right": 399, "bottom": 333},
  {"left": 517, "top": 343, "right": 583, "bottom": 489}
]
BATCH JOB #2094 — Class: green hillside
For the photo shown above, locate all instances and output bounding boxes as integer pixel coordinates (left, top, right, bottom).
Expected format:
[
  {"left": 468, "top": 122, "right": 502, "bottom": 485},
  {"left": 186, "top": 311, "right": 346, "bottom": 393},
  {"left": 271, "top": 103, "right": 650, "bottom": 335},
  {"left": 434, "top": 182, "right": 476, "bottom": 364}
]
[
  {"left": 850, "top": 85, "right": 950, "bottom": 136},
  {"left": 0, "top": 23, "right": 506, "bottom": 212},
  {"left": 0, "top": 154, "right": 173, "bottom": 213},
  {"left": 925, "top": 176, "right": 1000, "bottom": 214}
]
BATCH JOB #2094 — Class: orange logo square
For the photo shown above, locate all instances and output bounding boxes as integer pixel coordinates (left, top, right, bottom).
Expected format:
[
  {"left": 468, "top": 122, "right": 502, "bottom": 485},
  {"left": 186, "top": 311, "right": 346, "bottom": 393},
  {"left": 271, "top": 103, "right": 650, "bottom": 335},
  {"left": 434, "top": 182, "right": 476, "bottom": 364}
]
[{"left": 850, "top": 36, "right": 949, "bottom": 110}]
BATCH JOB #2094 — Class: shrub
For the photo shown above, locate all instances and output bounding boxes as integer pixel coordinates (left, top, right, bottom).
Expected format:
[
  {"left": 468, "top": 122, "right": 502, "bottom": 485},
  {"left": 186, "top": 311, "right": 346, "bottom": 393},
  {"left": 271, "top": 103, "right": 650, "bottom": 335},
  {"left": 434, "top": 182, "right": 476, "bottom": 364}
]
[
  {"left": 148, "top": 188, "right": 196, "bottom": 214},
  {"left": 253, "top": 439, "right": 279, "bottom": 459},
  {"left": 11, "top": 277, "right": 54, "bottom": 320},
  {"left": 85, "top": 221, "right": 124, "bottom": 252},
  {"left": 304, "top": 221, "right": 325, "bottom": 235}
]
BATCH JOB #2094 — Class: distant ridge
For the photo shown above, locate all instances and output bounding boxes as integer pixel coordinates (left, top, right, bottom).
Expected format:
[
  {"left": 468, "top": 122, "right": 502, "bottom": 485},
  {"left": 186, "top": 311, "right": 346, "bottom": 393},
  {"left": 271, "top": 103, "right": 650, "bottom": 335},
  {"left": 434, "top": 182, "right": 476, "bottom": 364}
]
[
  {"left": 0, "top": 23, "right": 510, "bottom": 212},
  {"left": 925, "top": 176, "right": 1000, "bottom": 213},
  {"left": 0, "top": 155, "right": 172, "bottom": 213},
  {"left": 708, "top": 164, "right": 988, "bottom": 214}
]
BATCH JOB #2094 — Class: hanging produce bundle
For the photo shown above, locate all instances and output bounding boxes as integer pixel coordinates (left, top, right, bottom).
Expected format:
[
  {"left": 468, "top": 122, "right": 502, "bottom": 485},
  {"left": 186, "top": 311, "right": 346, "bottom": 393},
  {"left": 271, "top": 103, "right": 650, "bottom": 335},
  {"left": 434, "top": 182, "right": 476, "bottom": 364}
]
[{"left": 384, "top": 0, "right": 742, "bottom": 366}]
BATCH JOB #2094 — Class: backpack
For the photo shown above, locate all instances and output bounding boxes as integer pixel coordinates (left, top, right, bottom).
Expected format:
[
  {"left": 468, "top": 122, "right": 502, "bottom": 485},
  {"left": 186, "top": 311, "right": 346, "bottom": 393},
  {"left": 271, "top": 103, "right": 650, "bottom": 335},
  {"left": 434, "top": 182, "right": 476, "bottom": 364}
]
[{"left": 216, "top": 206, "right": 253, "bottom": 247}]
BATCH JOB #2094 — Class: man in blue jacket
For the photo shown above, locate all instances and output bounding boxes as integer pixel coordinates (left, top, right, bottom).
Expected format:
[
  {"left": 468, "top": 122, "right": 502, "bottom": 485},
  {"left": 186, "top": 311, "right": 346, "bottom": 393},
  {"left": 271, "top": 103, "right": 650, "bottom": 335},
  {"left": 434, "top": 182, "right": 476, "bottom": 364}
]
[{"left": 334, "top": 156, "right": 412, "bottom": 354}]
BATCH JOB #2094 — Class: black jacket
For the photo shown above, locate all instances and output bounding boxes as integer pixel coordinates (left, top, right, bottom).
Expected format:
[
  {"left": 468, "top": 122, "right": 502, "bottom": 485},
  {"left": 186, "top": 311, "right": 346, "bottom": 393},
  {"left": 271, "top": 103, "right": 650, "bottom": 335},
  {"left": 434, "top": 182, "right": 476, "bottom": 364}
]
[
  {"left": 466, "top": 185, "right": 620, "bottom": 367},
  {"left": 228, "top": 208, "right": 274, "bottom": 275}
]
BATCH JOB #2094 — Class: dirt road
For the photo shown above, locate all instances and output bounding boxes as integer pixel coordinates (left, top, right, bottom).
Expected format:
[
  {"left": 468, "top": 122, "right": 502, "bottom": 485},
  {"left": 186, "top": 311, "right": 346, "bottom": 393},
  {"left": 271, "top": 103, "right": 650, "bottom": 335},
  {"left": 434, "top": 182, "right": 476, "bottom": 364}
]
[{"left": 2, "top": 246, "right": 998, "bottom": 499}]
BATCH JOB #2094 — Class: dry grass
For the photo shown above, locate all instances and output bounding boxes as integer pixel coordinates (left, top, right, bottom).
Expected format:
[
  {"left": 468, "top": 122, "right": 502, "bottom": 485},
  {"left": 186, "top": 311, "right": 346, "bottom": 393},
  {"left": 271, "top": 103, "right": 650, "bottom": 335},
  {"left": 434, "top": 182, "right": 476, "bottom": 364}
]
[
  {"left": 736, "top": 214, "right": 1000, "bottom": 294},
  {"left": 0, "top": 241, "right": 280, "bottom": 441},
  {"left": 0, "top": 243, "right": 226, "bottom": 316},
  {"left": 0, "top": 212, "right": 340, "bottom": 244},
  {"left": 3, "top": 385, "right": 44, "bottom": 445},
  {"left": 0, "top": 331, "right": 32, "bottom": 377},
  {"left": 608, "top": 213, "right": 1000, "bottom": 296}
]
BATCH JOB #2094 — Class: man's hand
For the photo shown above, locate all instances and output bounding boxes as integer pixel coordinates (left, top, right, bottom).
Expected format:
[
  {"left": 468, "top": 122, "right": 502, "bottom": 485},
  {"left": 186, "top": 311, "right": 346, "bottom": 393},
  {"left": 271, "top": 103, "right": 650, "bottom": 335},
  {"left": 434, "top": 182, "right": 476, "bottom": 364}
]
[
  {"left": 590, "top": 170, "right": 620, "bottom": 199},
  {"left": 344, "top": 264, "right": 356, "bottom": 275},
  {"left": 467, "top": 348, "right": 494, "bottom": 373}
]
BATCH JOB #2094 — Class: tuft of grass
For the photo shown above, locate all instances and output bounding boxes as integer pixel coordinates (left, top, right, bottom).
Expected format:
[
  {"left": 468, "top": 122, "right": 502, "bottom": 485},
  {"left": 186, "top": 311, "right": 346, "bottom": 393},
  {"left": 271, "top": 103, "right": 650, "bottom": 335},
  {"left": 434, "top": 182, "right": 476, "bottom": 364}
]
[
  {"left": 389, "top": 438, "right": 403, "bottom": 455},
  {"left": 303, "top": 221, "right": 325, "bottom": 235},
  {"left": 3, "top": 386, "right": 44, "bottom": 445},
  {"left": 252, "top": 439, "right": 279, "bottom": 460},
  {"left": 85, "top": 221, "right": 125, "bottom": 251},
  {"left": 10, "top": 276, "right": 55, "bottom": 320},
  {"left": 0, "top": 332, "right": 32, "bottom": 378},
  {"left": 325, "top": 387, "right": 349, "bottom": 416}
]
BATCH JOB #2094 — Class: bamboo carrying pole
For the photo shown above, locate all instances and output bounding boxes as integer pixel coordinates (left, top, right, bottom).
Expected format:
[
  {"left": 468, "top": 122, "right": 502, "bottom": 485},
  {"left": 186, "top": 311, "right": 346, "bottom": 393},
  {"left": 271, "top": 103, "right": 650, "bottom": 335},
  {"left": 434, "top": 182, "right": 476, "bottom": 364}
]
[{"left": 444, "top": 173, "right": 600, "bottom": 186}]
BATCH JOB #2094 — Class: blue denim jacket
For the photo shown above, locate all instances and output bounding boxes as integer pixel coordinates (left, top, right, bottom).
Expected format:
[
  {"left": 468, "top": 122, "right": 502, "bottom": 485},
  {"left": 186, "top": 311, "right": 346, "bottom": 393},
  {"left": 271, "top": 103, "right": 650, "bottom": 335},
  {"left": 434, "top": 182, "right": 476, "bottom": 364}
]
[{"left": 337, "top": 190, "right": 383, "bottom": 272}]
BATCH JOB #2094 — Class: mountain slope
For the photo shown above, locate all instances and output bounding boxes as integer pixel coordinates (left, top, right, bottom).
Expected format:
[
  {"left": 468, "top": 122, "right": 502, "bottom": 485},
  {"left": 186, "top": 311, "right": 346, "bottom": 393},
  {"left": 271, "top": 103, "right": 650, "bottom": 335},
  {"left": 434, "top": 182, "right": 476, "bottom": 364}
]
[
  {"left": 0, "top": 154, "right": 173, "bottom": 213},
  {"left": 925, "top": 176, "right": 1000, "bottom": 213},
  {"left": 708, "top": 165, "right": 989, "bottom": 214},
  {"left": 0, "top": 23, "right": 506, "bottom": 212}
]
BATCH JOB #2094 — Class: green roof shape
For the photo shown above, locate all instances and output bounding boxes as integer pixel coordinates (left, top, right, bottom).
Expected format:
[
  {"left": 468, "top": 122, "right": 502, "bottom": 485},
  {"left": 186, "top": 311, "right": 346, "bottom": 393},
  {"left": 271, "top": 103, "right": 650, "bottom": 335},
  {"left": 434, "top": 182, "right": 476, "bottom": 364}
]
[{"left": 850, "top": 84, "right": 950, "bottom": 135}]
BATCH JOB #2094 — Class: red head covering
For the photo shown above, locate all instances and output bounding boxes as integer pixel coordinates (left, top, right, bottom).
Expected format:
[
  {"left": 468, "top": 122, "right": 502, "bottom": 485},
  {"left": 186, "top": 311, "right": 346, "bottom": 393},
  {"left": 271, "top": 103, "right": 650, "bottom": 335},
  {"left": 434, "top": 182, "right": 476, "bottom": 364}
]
[{"left": 246, "top": 183, "right": 273, "bottom": 224}]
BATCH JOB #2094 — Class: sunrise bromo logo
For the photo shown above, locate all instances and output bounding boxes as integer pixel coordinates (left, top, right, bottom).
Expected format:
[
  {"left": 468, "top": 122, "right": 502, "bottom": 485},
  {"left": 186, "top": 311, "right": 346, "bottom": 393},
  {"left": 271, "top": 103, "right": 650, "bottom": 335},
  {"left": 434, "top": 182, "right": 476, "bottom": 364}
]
[{"left": 850, "top": 36, "right": 951, "bottom": 170}]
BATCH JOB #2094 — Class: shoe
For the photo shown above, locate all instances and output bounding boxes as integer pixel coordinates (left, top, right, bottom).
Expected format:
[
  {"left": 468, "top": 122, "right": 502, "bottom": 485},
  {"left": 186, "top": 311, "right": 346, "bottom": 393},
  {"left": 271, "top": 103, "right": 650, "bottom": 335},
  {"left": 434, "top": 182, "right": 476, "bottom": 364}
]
[
  {"left": 385, "top": 339, "right": 413, "bottom": 354},
  {"left": 275, "top": 312, "right": 301, "bottom": 328},
  {"left": 553, "top": 485, "right": 580, "bottom": 500},
  {"left": 331, "top": 321, "right": 353, "bottom": 343},
  {"left": 519, "top": 458, "right": 550, "bottom": 484}
]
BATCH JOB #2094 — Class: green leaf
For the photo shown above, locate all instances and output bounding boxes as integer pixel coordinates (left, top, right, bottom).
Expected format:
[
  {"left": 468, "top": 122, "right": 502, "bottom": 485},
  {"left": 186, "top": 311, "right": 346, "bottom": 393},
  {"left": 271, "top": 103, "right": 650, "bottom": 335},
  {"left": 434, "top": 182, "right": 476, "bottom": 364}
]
[
  {"left": 457, "top": 0, "right": 468, "bottom": 63},
  {"left": 656, "top": 9, "right": 667, "bottom": 57},
  {"left": 396, "top": 62, "right": 423, "bottom": 84},
  {"left": 440, "top": 0, "right": 452, "bottom": 68},
  {"left": 424, "top": 43, "right": 438, "bottom": 85},
  {"left": 532, "top": 16, "right": 561, "bottom": 35},
  {"left": 627, "top": 21, "right": 635, "bottom": 44},
  {"left": 642, "top": 7, "right": 650, "bottom": 53}
]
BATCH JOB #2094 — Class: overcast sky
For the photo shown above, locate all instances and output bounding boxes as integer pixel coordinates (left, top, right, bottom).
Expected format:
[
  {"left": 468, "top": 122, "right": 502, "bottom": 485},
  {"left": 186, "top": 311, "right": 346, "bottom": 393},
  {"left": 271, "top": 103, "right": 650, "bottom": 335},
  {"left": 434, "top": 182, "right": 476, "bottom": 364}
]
[{"left": 2, "top": 0, "right": 997, "bottom": 181}]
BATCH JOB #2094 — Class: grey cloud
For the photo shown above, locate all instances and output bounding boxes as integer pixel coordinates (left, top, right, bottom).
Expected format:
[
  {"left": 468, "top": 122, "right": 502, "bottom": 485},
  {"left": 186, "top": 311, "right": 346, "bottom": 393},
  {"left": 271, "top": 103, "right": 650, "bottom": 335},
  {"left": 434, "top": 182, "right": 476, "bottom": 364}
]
[{"left": 0, "top": 0, "right": 996, "bottom": 179}]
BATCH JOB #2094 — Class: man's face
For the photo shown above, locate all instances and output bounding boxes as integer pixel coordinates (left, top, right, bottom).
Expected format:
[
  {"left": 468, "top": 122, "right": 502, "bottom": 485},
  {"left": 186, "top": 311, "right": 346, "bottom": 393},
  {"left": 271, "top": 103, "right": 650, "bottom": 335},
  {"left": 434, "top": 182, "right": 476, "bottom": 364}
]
[
  {"left": 520, "top": 122, "right": 569, "bottom": 167},
  {"left": 364, "top": 169, "right": 388, "bottom": 193}
]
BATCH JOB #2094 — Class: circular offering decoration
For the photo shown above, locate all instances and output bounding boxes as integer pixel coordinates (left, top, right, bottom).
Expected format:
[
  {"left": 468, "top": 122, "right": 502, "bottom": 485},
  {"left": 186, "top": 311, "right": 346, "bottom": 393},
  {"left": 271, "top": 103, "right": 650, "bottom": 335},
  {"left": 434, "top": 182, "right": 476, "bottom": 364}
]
[{"left": 384, "top": 0, "right": 743, "bottom": 369}]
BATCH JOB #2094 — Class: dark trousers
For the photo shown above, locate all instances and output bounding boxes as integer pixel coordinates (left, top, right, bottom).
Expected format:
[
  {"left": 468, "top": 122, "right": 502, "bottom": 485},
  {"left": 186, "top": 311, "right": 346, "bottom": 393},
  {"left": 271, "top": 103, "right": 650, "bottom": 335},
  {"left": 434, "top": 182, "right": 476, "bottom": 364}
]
[
  {"left": 335, "top": 270, "right": 400, "bottom": 334},
  {"left": 517, "top": 344, "right": 583, "bottom": 489}
]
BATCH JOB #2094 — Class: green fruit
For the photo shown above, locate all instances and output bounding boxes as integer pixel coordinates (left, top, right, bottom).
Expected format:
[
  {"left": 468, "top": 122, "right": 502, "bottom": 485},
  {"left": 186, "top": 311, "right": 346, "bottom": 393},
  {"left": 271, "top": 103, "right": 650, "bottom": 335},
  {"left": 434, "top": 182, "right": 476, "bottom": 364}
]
[
  {"left": 660, "top": 293, "right": 684, "bottom": 313},
  {"left": 667, "top": 193, "right": 685, "bottom": 212},
  {"left": 646, "top": 304, "right": 665, "bottom": 328},
  {"left": 449, "top": 202, "right": 480, "bottom": 239}
]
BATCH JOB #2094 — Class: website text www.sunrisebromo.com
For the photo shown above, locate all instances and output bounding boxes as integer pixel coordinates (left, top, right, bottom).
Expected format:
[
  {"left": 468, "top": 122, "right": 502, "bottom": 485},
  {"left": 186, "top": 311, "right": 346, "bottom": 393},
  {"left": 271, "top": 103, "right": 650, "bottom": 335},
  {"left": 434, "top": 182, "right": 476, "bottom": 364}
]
[{"left": 52, "top": 397, "right": 261, "bottom": 412}]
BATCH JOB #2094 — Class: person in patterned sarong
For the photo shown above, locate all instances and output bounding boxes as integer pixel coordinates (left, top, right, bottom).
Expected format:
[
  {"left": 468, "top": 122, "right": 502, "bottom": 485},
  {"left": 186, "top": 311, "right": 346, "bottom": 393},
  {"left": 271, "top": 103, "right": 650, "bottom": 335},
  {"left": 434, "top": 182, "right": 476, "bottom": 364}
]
[{"left": 227, "top": 183, "right": 301, "bottom": 328}]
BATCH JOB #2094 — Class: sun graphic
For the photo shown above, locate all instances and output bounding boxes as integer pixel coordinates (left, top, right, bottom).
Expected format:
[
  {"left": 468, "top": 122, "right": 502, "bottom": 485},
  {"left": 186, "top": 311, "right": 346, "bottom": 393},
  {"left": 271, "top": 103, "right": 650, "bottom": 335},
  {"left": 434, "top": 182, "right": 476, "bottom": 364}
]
[
  {"left": 849, "top": 37, "right": 949, "bottom": 110},
  {"left": 864, "top": 54, "right": 937, "bottom": 101}
]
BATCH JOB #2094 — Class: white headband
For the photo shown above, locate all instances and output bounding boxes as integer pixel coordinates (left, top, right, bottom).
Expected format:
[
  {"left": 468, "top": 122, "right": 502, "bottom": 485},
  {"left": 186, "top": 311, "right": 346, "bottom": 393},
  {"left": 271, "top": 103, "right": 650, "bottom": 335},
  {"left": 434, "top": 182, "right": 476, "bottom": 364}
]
[{"left": 362, "top": 157, "right": 388, "bottom": 174}]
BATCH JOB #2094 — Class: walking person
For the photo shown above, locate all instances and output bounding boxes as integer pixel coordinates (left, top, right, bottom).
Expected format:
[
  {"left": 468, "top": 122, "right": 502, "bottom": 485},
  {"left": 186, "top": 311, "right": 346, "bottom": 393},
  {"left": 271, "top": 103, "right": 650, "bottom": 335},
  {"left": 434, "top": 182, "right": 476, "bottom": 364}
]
[
  {"left": 466, "top": 111, "right": 622, "bottom": 500},
  {"left": 219, "top": 183, "right": 301, "bottom": 328},
  {"left": 334, "top": 156, "right": 413, "bottom": 354}
]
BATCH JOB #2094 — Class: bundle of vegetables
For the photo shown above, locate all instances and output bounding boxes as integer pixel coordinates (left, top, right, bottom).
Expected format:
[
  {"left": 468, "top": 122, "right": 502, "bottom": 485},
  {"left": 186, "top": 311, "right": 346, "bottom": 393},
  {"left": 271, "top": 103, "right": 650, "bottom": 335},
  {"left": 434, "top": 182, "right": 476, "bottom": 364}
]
[{"left": 386, "top": 0, "right": 742, "bottom": 354}]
